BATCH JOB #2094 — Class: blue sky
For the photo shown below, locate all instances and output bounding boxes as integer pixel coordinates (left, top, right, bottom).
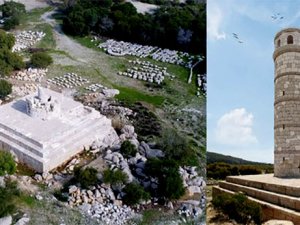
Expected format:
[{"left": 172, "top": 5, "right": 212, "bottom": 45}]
[{"left": 207, "top": 0, "right": 300, "bottom": 163}]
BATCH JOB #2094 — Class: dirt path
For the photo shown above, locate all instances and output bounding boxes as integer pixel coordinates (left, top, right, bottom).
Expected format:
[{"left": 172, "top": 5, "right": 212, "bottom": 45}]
[{"left": 41, "top": 10, "right": 100, "bottom": 65}]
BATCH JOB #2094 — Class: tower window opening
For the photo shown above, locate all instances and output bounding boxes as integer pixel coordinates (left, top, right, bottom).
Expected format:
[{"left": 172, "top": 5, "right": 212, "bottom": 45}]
[
  {"left": 283, "top": 124, "right": 285, "bottom": 129},
  {"left": 287, "top": 35, "right": 294, "bottom": 44},
  {"left": 277, "top": 39, "right": 281, "bottom": 47},
  {"left": 282, "top": 91, "right": 285, "bottom": 96}
]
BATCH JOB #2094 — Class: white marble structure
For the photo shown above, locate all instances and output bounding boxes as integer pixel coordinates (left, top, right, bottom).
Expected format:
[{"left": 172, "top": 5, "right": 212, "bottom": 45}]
[{"left": 0, "top": 87, "right": 119, "bottom": 172}]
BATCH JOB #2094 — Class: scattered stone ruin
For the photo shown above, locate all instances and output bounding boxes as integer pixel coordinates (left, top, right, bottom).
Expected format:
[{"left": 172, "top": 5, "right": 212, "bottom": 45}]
[
  {"left": 12, "top": 30, "right": 46, "bottom": 52},
  {"left": 274, "top": 28, "right": 300, "bottom": 178},
  {"left": 98, "top": 39, "right": 202, "bottom": 68},
  {"left": 0, "top": 87, "right": 119, "bottom": 172}
]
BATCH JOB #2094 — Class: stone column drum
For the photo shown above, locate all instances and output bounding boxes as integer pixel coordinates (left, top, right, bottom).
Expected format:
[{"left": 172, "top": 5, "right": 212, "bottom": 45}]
[{"left": 274, "top": 28, "right": 300, "bottom": 177}]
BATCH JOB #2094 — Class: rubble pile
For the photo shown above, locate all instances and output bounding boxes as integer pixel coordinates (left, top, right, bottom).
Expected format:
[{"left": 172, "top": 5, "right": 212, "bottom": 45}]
[
  {"left": 12, "top": 30, "right": 46, "bottom": 52},
  {"left": 47, "top": 73, "right": 89, "bottom": 88},
  {"left": 98, "top": 39, "right": 202, "bottom": 68},
  {"left": 12, "top": 68, "right": 48, "bottom": 82},
  {"left": 197, "top": 74, "right": 206, "bottom": 96},
  {"left": 12, "top": 83, "right": 37, "bottom": 96},
  {"left": 118, "top": 59, "right": 173, "bottom": 85}
]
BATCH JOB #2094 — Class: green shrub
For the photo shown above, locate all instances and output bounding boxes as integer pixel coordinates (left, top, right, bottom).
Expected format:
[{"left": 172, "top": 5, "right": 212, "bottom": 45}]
[
  {"left": 3, "top": 15, "right": 20, "bottom": 30},
  {"left": 0, "top": 151, "right": 16, "bottom": 175},
  {"left": 75, "top": 167, "right": 98, "bottom": 188},
  {"left": 0, "top": 49, "right": 25, "bottom": 76},
  {"left": 120, "top": 140, "right": 137, "bottom": 158},
  {"left": 0, "top": 30, "right": 15, "bottom": 50},
  {"left": 0, "top": 180, "right": 19, "bottom": 217},
  {"left": 145, "top": 158, "right": 185, "bottom": 200},
  {"left": 1, "top": 1, "right": 26, "bottom": 18},
  {"left": 159, "top": 129, "right": 198, "bottom": 166},
  {"left": 123, "top": 182, "right": 150, "bottom": 205},
  {"left": 30, "top": 52, "right": 53, "bottom": 68},
  {"left": 103, "top": 169, "right": 128, "bottom": 185},
  {"left": 212, "top": 193, "right": 262, "bottom": 224},
  {"left": 239, "top": 166, "right": 261, "bottom": 175},
  {"left": 0, "top": 80, "right": 12, "bottom": 98}
]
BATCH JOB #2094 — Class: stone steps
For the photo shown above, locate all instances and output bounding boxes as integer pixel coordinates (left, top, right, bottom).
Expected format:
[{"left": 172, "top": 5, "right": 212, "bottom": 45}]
[
  {"left": 226, "top": 175, "right": 300, "bottom": 197},
  {"left": 0, "top": 128, "right": 42, "bottom": 157},
  {"left": 0, "top": 122, "right": 42, "bottom": 148},
  {"left": 44, "top": 120, "right": 111, "bottom": 171},
  {"left": 219, "top": 181, "right": 300, "bottom": 211},
  {"left": 0, "top": 134, "right": 43, "bottom": 171},
  {"left": 212, "top": 186, "right": 300, "bottom": 223}
]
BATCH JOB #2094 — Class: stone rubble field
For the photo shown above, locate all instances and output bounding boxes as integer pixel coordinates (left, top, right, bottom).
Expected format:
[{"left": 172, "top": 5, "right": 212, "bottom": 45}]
[
  {"left": 12, "top": 83, "right": 37, "bottom": 97},
  {"left": 117, "top": 59, "right": 174, "bottom": 85},
  {"left": 12, "top": 30, "right": 46, "bottom": 52},
  {"left": 98, "top": 39, "right": 202, "bottom": 68},
  {"left": 47, "top": 72, "right": 89, "bottom": 88},
  {"left": 12, "top": 68, "right": 48, "bottom": 82}
]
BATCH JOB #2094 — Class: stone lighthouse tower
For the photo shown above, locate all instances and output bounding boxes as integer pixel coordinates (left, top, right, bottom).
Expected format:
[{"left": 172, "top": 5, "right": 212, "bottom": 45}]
[{"left": 274, "top": 28, "right": 300, "bottom": 177}]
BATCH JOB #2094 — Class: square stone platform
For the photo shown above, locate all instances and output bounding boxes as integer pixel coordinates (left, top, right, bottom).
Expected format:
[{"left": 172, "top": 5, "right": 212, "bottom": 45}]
[
  {"left": 0, "top": 88, "right": 119, "bottom": 172},
  {"left": 213, "top": 174, "right": 300, "bottom": 223}
]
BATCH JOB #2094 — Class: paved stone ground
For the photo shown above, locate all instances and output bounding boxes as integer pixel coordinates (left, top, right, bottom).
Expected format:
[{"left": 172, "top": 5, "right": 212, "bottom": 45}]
[{"left": 227, "top": 174, "right": 300, "bottom": 188}]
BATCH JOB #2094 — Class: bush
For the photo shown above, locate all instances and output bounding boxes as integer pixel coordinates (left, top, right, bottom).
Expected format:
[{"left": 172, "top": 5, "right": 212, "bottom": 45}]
[
  {"left": 0, "top": 80, "right": 12, "bottom": 98},
  {"left": 145, "top": 158, "right": 185, "bottom": 200},
  {"left": 75, "top": 167, "right": 98, "bottom": 188},
  {"left": 120, "top": 140, "right": 137, "bottom": 158},
  {"left": 30, "top": 52, "right": 53, "bottom": 68},
  {"left": 0, "top": 151, "right": 16, "bottom": 175},
  {"left": 3, "top": 15, "right": 20, "bottom": 30},
  {"left": 103, "top": 169, "right": 128, "bottom": 185},
  {"left": 0, "top": 180, "right": 19, "bottom": 217},
  {"left": 0, "top": 30, "right": 15, "bottom": 50},
  {"left": 123, "top": 182, "right": 150, "bottom": 205},
  {"left": 1, "top": 1, "right": 26, "bottom": 18},
  {"left": 212, "top": 193, "right": 262, "bottom": 224},
  {"left": 239, "top": 166, "right": 262, "bottom": 175}
]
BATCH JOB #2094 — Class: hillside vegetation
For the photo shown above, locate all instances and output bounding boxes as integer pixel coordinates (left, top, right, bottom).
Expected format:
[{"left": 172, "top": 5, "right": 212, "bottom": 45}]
[{"left": 207, "top": 152, "right": 274, "bottom": 180}]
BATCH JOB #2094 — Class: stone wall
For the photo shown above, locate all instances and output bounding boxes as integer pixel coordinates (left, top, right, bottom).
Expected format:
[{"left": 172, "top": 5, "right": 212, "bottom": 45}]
[{"left": 274, "top": 28, "right": 300, "bottom": 177}]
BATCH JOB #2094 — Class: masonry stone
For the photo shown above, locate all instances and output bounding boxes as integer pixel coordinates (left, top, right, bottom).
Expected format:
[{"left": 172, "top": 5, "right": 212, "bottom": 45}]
[
  {"left": 274, "top": 28, "right": 300, "bottom": 177},
  {"left": 0, "top": 87, "right": 119, "bottom": 172}
]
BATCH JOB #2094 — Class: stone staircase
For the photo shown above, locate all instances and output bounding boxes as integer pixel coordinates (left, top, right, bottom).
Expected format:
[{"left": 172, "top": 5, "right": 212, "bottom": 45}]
[{"left": 212, "top": 174, "right": 300, "bottom": 223}]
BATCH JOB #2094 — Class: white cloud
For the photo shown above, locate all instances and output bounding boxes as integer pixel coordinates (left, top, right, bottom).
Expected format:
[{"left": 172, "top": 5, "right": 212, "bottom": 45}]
[
  {"left": 215, "top": 108, "right": 258, "bottom": 146},
  {"left": 208, "top": 1, "right": 226, "bottom": 40}
]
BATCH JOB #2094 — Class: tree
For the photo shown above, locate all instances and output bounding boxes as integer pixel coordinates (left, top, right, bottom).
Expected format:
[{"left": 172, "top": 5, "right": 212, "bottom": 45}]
[
  {"left": 0, "top": 180, "right": 19, "bottom": 217},
  {"left": 120, "top": 140, "right": 137, "bottom": 158},
  {"left": 0, "top": 1, "right": 25, "bottom": 18},
  {"left": 123, "top": 182, "right": 150, "bottom": 205},
  {"left": 0, "top": 30, "right": 15, "bottom": 50},
  {"left": 145, "top": 158, "right": 185, "bottom": 200},
  {"left": 30, "top": 52, "right": 53, "bottom": 68},
  {"left": 103, "top": 169, "right": 128, "bottom": 185},
  {"left": 0, "top": 151, "right": 16, "bottom": 176},
  {"left": 75, "top": 167, "right": 98, "bottom": 188},
  {"left": 0, "top": 80, "right": 12, "bottom": 98}
]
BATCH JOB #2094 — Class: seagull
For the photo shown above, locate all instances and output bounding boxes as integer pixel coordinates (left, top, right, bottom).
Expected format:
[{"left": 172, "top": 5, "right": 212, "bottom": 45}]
[
  {"left": 280, "top": 16, "right": 284, "bottom": 19},
  {"left": 238, "top": 40, "right": 243, "bottom": 44}
]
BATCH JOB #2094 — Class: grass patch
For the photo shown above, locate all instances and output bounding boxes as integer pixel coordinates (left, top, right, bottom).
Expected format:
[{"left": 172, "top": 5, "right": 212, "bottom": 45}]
[
  {"left": 17, "top": 194, "right": 36, "bottom": 207},
  {"left": 16, "top": 163, "right": 35, "bottom": 176},
  {"left": 72, "top": 36, "right": 101, "bottom": 50},
  {"left": 21, "top": 7, "right": 53, "bottom": 25},
  {"left": 115, "top": 85, "right": 165, "bottom": 106},
  {"left": 33, "top": 23, "right": 56, "bottom": 49},
  {"left": 138, "top": 209, "right": 163, "bottom": 225}
]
